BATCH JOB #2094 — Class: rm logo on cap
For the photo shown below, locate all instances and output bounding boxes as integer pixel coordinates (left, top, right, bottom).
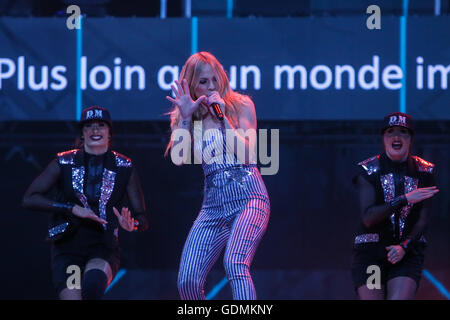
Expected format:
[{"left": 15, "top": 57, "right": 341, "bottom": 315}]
[
  {"left": 389, "top": 115, "right": 406, "bottom": 126},
  {"left": 86, "top": 109, "right": 103, "bottom": 119}
]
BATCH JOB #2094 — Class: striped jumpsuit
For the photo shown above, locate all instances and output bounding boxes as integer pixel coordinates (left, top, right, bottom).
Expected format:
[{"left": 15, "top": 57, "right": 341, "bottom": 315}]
[{"left": 177, "top": 126, "right": 270, "bottom": 300}]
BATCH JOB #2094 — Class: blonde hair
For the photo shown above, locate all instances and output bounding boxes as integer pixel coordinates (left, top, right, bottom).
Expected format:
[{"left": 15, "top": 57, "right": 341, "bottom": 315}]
[{"left": 165, "top": 51, "right": 252, "bottom": 155}]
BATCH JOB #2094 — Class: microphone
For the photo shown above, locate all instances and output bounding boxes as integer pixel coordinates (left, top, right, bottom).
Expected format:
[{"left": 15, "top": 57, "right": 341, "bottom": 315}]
[{"left": 210, "top": 102, "right": 224, "bottom": 121}]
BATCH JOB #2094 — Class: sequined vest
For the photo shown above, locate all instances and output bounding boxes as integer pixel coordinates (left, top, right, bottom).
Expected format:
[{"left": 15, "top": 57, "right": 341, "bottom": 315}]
[
  {"left": 48, "top": 148, "right": 133, "bottom": 243},
  {"left": 354, "top": 153, "right": 434, "bottom": 246}
]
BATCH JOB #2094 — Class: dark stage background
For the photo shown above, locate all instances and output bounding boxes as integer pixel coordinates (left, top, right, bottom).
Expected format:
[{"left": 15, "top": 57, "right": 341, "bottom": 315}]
[{"left": 1, "top": 119, "right": 449, "bottom": 299}]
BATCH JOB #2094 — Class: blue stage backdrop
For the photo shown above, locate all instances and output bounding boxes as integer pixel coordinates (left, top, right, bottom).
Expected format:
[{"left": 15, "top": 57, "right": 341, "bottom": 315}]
[{"left": 0, "top": 17, "right": 449, "bottom": 121}]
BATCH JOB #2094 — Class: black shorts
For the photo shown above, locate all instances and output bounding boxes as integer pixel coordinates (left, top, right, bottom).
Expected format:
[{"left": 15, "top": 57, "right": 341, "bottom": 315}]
[
  {"left": 351, "top": 242, "right": 426, "bottom": 291},
  {"left": 50, "top": 226, "right": 121, "bottom": 295}
]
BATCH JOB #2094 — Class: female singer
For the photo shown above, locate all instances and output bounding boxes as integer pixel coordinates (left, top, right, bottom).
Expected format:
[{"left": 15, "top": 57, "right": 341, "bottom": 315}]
[{"left": 166, "top": 52, "right": 270, "bottom": 300}]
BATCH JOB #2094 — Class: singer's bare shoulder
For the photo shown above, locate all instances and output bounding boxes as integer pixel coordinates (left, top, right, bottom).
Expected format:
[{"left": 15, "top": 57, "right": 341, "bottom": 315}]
[
  {"left": 238, "top": 97, "right": 257, "bottom": 129},
  {"left": 241, "top": 96, "right": 256, "bottom": 115}
]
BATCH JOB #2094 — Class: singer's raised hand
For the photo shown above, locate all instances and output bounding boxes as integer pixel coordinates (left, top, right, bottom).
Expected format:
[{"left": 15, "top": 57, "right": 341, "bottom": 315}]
[{"left": 166, "top": 79, "right": 206, "bottom": 120}]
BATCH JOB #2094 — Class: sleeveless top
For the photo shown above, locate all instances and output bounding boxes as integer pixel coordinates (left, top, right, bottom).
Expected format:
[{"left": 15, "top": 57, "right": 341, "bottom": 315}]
[
  {"left": 353, "top": 153, "right": 434, "bottom": 247},
  {"left": 195, "top": 125, "right": 257, "bottom": 176},
  {"left": 194, "top": 124, "right": 269, "bottom": 205}
]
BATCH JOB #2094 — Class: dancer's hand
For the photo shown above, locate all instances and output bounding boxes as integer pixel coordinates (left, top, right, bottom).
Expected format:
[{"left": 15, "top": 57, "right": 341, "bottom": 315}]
[
  {"left": 113, "top": 206, "right": 136, "bottom": 232},
  {"left": 386, "top": 245, "right": 405, "bottom": 264},
  {"left": 405, "top": 187, "right": 439, "bottom": 204},
  {"left": 72, "top": 205, "right": 107, "bottom": 225},
  {"left": 166, "top": 79, "right": 206, "bottom": 120}
]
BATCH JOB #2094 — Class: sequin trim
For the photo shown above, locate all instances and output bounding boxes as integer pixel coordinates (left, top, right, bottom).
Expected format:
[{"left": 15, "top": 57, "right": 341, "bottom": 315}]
[
  {"left": 99, "top": 169, "right": 116, "bottom": 229},
  {"left": 112, "top": 151, "right": 132, "bottom": 167},
  {"left": 224, "top": 167, "right": 253, "bottom": 187},
  {"left": 72, "top": 167, "right": 84, "bottom": 194},
  {"left": 380, "top": 173, "right": 395, "bottom": 202},
  {"left": 72, "top": 167, "right": 90, "bottom": 208},
  {"left": 354, "top": 234, "right": 426, "bottom": 245},
  {"left": 380, "top": 173, "right": 397, "bottom": 235},
  {"left": 58, "top": 150, "right": 77, "bottom": 165},
  {"left": 358, "top": 155, "right": 380, "bottom": 176},
  {"left": 398, "top": 176, "right": 418, "bottom": 238},
  {"left": 205, "top": 165, "right": 255, "bottom": 188},
  {"left": 355, "top": 233, "right": 379, "bottom": 244},
  {"left": 412, "top": 156, "right": 434, "bottom": 173},
  {"left": 48, "top": 222, "right": 69, "bottom": 238},
  {"left": 381, "top": 173, "right": 419, "bottom": 239}
]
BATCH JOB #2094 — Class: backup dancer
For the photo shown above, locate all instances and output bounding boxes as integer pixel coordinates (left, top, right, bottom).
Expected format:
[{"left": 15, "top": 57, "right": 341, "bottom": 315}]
[
  {"left": 352, "top": 112, "right": 439, "bottom": 299},
  {"left": 23, "top": 106, "right": 149, "bottom": 299}
]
